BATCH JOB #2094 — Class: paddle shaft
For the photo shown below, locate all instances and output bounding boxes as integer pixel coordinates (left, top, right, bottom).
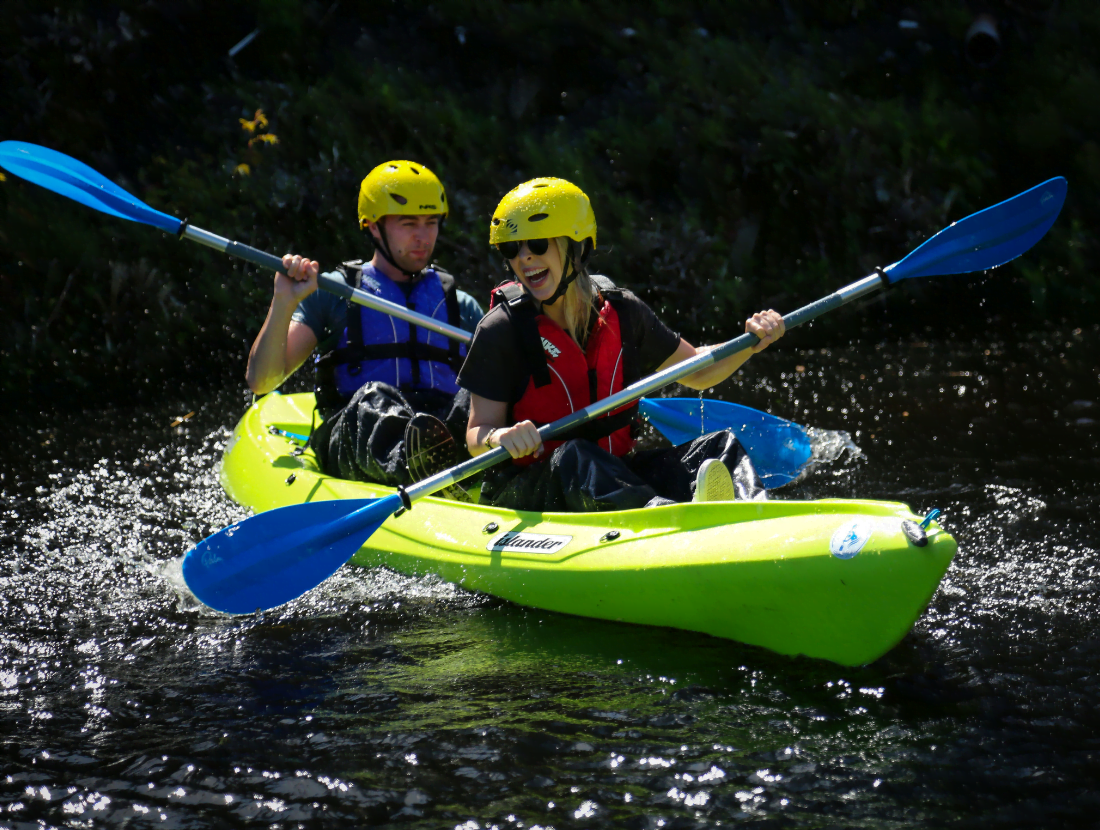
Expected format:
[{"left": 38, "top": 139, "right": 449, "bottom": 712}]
[
  {"left": 402, "top": 271, "right": 887, "bottom": 502},
  {"left": 181, "top": 224, "right": 473, "bottom": 343},
  {"left": 0, "top": 140, "right": 1062, "bottom": 345},
  {"left": 185, "top": 220, "right": 799, "bottom": 460},
  {"left": 171, "top": 167, "right": 1063, "bottom": 614}
]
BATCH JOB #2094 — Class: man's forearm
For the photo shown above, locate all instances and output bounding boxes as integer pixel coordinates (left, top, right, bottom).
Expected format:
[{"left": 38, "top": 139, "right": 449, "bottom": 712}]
[{"left": 246, "top": 298, "right": 298, "bottom": 394}]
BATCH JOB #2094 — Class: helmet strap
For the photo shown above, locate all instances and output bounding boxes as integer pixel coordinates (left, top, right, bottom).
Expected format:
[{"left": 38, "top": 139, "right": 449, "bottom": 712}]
[
  {"left": 542, "top": 263, "right": 577, "bottom": 306},
  {"left": 369, "top": 221, "right": 426, "bottom": 281},
  {"left": 542, "top": 239, "right": 590, "bottom": 306}
]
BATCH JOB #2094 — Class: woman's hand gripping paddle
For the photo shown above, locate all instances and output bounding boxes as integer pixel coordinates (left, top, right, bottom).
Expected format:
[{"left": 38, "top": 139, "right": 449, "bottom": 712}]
[
  {"left": 0, "top": 139, "right": 830, "bottom": 479},
  {"left": 641, "top": 175, "right": 1068, "bottom": 487},
  {"left": 181, "top": 175, "right": 1066, "bottom": 614}
]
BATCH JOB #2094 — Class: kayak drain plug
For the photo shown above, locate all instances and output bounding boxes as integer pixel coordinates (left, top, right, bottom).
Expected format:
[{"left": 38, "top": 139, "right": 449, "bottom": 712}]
[
  {"left": 483, "top": 522, "right": 499, "bottom": 533},
  {"left": 601, "top": 530, "right": 621, "bottom": 542}
]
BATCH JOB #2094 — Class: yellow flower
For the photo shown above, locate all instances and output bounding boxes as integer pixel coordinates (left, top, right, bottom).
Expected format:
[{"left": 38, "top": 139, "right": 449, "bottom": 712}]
[
  {"left": 234, "top": 163, "right": 251, "bottom": 176},
  {"left": 239, "top": 109, "right": 268, "bottom": 133},
  {"left": 247, "top": 133, "right": 279, "bottom": 148}
]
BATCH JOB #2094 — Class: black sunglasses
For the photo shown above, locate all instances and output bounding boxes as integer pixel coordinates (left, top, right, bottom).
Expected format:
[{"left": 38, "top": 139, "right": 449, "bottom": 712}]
[{"left": 497, "top": 238, "right": 549, "bottom": 259}]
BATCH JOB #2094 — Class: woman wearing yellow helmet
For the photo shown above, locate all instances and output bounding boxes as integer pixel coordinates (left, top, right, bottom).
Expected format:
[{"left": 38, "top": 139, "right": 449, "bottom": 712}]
[{"left": 456, "top": 178, "right": 785, "bottom": 512}]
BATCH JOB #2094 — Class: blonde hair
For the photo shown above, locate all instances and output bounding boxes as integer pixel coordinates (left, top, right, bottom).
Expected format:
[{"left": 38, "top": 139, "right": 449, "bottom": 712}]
[{"left": 553, "top": 237, "right": 597, "bottom": 347}]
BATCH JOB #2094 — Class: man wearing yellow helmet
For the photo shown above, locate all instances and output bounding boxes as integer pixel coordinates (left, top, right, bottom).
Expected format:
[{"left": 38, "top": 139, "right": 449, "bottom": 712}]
[
  {"left": 457, "top": 178, "right": 785, "bottom": 512},
  {"left": 245, "top": 160, "right": 484, "bottom": 485}
]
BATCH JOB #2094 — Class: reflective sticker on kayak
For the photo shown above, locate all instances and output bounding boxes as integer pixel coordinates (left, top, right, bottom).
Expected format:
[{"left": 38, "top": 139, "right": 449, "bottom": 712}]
[
  {"left": 830, "top": 520, "right": 872, "bottom": 560},
  {"left": 487, "top": 531, "right": 572, "bottom": 554}
]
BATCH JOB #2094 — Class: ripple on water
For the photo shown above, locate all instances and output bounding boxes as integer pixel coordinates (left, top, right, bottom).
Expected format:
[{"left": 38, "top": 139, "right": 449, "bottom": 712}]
[{"left": 2, "top": 333, "right": 1100, "bottom": 827}]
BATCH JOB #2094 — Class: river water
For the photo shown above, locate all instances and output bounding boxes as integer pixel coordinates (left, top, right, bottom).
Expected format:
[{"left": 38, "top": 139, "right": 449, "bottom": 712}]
[{"left": 2, "top": 329, "right": 1099, "bottom": 829}]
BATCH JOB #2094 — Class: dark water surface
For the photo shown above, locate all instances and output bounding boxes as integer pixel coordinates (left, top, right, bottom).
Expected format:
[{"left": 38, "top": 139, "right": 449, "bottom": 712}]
[{"left": 3, "top": 331, "right": 1100, "bottom": 829}]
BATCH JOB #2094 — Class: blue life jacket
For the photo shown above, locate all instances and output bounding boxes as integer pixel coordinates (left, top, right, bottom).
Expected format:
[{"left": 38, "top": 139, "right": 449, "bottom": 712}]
[{"left": 314, "top": 261, "right": 466, "bottom": 412}]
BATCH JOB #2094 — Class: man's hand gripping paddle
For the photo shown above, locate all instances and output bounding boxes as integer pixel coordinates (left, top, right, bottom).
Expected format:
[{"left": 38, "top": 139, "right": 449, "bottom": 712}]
[
  {"left": 179, "top": 176, "right": 1066, "bottom": 613},
  {"left": 0, "top": 142, "right": 1065, "bottom": 606},
  {"left": 0, "top": 139, "right": 821, "bottom": 483},
  {"left": 0, "top": 140, "right": 470, "bottom": 343}
]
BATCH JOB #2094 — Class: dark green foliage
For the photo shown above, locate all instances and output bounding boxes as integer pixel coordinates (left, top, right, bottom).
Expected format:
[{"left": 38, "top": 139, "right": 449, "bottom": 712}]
[{"left": 1, "top": 0, "right": 1096, "bottom": 405}]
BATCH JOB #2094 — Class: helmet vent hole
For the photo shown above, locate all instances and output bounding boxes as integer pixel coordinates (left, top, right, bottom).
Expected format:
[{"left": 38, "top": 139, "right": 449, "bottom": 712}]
[
  {"left": 410, "top": 167, "right": 421, "bottom": 175},
  {"left": 441, "top": 193, "right": 446, "bottom": 202},
  {"left": 492, "top": 218, "right": 501, "bottom": 225},
  {"left": 533, "top": 184, "right": 548, "bottom": 188},
  {"left": 388, "top": 165, "right": 399, "bottom": 170},
  {"left": 529, "top": 213, "right": 548, "bottom": 222},
  {"left": 390, "top": 193, "right": 408, "bottom": 205}
]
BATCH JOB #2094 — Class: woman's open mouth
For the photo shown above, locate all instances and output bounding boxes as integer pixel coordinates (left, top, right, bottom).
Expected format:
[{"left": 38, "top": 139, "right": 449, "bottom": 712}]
[{"left": 524, "top": 268, "right": 550, "bottom": 289}]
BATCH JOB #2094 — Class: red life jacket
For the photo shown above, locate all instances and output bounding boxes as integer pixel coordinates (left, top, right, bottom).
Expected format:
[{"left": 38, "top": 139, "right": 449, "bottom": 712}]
[{"left": 489, "top": 282, "right": 637, "bottom": 465}]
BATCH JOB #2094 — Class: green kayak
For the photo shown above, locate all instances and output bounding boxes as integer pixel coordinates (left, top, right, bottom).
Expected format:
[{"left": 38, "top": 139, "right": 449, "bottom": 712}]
[{"left": 220, "top": 392, "right": 956, "bottom": 666}]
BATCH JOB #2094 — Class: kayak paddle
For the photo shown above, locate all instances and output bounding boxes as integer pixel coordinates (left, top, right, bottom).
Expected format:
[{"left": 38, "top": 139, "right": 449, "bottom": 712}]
[
  {"left": 180, "top": 175, "right": 1066, "bottom": 613},
  {"left": 0, "top": 139, "right": 818, "bottom": 479},
  {"left": 0, "top": 140, "right": 471, "bottom": 343},
  {"left": 638, "top": 398, "right": 811, "bottom": 489}
]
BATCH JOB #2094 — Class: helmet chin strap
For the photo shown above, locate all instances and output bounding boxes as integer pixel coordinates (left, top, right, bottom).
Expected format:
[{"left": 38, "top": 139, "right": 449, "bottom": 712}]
[
  {"left": 370, "top": 223, "right": 426, "bottom": 281},
  {"left": 541, "top": 247, "right": 578, "bottom": 306}
]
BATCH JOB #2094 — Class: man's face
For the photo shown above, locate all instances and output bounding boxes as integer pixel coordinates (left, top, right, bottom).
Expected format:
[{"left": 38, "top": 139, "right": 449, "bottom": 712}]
[{"left": 370, "top": 214, "right": 440, "bottom": 274}]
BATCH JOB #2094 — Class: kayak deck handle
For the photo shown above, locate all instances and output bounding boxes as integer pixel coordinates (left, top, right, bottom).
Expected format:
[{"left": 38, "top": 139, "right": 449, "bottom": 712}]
[{"left": 919, "top": 508, "right": 942, "bottom": 530}]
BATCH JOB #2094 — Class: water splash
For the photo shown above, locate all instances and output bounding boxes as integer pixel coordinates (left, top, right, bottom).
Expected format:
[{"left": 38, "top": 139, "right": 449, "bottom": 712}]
[
  {"left": 4, "top": 331, "right": 1100, "bottom": 828},
  {"left": 781, "top": 426, "right": 864, "bottom": 486},
  {"left": 806, "top": 425, "right": 864, "bottom": 467}
]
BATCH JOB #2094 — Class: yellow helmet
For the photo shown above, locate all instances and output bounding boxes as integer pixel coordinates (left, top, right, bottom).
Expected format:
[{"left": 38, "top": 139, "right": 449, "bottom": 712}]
[
  {"left": 489, "top": 178, "right": 597, "bottom": 247},
  {"left": 357, "top": 160, "right": 448, "bottom": 227}
]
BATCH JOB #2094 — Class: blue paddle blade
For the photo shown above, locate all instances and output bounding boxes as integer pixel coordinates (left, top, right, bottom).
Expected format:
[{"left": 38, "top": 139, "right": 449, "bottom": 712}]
[
  {"left": 182, "top": 494, "right": 404, "bottom": 614},
  {"left": 886, "top": 177, "right": 1067, "bottom": 282},
  {"left": 0, "top": 140, "right": 181, "bottom": 234},
  {"left": 639, "top": 398, "right": 812, "bottom": 489}
]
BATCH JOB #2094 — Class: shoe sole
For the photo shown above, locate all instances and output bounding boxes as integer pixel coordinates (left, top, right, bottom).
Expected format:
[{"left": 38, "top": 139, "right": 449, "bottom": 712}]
[{"left": 694, "top": 460, "right": 735, "bottom": 503}]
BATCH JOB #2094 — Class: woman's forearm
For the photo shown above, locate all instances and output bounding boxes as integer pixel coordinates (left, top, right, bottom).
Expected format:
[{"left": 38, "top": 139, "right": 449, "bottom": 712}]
[
  {"left": 466, "top": 394, "right": 542, "bottom": 459},
  {"left": 656, "top": 340, "right": 754, "bottom": 390},
  {"left": 466, "top": 395, "right": 509, "bottom": 456},
  {"left": 467, "top": 424, "right": 501, "bottom": 457},
  {"left": 662, "top": 310, "right": 785, "bottom": 390},
  {"left": 677, "top": 345, "right": 754, "bottom": 390}
]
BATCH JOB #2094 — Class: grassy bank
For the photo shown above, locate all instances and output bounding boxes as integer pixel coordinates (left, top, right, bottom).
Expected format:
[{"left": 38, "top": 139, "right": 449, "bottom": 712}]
[{"left": 1, "top": 0, "right": 1096, "bottom": 406}]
